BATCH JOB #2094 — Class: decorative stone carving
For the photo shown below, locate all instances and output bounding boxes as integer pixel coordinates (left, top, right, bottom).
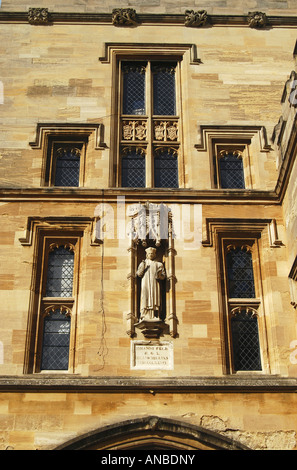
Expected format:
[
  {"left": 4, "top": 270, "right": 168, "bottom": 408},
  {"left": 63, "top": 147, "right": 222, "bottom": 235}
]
[
  {"left": 122, "top": 120, "right": 147, "bottom": 141},
  {"left": 153, "top": 120, "right": 178, "bottom": 142},
  {"left": 28, "top": 8, "right": 51, "bottom": 25},
  {"left": 112, "top": 8, "right": 140, "bottom": 27},
  {"left": 122, "top": 123, "right": 134, "bottom": 140},
  {"left": 247, "top": 11, "right": 267, "bottom": 28},
  {"left": 56, "top": 147, "right": 81, "bottom": 158},
  {"left": 230, "top": 306, "right": 259, "bottom": 318},
  {"left": 184, "top": 10, "right": 208, "bottom": 27},
  {"left": 127, "top": 201, "right": 172, "bottom": 247},
  {"left": 43, "top": 304, "right": 72, "bottom": 317}
]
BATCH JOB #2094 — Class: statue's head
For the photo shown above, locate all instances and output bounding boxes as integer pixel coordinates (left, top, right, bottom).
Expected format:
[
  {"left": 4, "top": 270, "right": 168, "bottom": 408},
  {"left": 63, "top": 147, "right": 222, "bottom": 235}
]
[{"left": 145, "top": 247, "right": 157, "bottom": 260}]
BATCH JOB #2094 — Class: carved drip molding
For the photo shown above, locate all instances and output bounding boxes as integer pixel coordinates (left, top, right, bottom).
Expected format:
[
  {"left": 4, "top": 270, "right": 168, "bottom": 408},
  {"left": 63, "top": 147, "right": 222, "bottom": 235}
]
[
  {"left": 29, "top": 123, "right": 106, "bottom": 150},
  {"left": 195, "top": 125, "right": 272, "bottom": 153},
  {"left": 202, "top": 218, "right": 283, "bottom": 248},
  {"left": 99, "top": 43, "right": 202, "bottom": 65},
  {"left": 18, "top": 217, "right": 101, "bottom": 247}
]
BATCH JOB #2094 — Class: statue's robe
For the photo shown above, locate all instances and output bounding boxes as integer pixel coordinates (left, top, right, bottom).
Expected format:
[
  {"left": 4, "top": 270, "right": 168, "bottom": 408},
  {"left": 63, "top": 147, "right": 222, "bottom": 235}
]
[{"left": 137, "top": 259, "right": 166, "bottom": 319}]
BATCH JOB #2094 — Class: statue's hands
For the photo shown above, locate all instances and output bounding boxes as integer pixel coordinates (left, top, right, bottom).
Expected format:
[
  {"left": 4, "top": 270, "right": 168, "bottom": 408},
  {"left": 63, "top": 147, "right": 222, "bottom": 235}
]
[{"left": 137, "top": 260, "right": 146, "bottom": 276}]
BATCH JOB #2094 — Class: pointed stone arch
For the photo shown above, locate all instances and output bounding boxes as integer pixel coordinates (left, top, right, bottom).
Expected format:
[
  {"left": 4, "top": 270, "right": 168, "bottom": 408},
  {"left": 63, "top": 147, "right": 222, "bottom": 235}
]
[{"left": 55, "top": 416, "right": 250, "bottom": 450}]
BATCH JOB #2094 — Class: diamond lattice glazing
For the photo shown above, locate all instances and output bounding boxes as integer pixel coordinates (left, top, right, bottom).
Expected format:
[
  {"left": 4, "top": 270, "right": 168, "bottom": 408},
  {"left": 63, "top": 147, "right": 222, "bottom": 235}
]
[
  {"left": 45, "top": 246, "right": 74, "bottom": 297},
  {"left": 219, "top": 153, "right": 245, "bottom": 189},
  {"left": 40, "top": 308, "right": 71, "bottom": 370},
  {"left": 153, "top": 65, "right": 176, "bottom": 116},
  {"left": 121, "top": 149, "right": 146, "bottom": 187},
  {"left": 231, "top": 311, "right": 262, "bottom": 371},
  {"left": 54, "top": 148, "right": 80, "bottom": 187},
  {"left": 122, "top": 64, "right": 146, "bottom": 115},
  {"left": 227, "top": 247, "right": 255, "bottom": 298},
  {"left": 154, "top": 151, "right": 178, "bottom": 188}
]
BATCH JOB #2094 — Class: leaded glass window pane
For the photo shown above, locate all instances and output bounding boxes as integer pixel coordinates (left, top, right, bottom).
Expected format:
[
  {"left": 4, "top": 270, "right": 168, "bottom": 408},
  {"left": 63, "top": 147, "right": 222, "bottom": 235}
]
[
  {"left": 219, "top": 153, "right": 245, "bottom": 189},
  {"left": 152, "top": 64, "right": 176, "bottom": 116},
  {"left": 226, "top": 247, "right": 255, "bottom": 298},
  {"left": 122, "top": 63, "right": 146, "bottom": 115},
  {"left": 154, "top": 151, "right": 178, "bottom": 188},
  {"left": 54, "top": 147, "right": 80, "bottom": 187},
  {"left": 45, "top": 246, "right": 74, "bottom": 297},
  {"left": 40, "top": 308, "right": 71, "bottom": 370},
  {"left": 122, "top": 149, "right": 145, "bottom": 187},
  {"left": 231, "top": 310, "right": 262, "bottom": 371}
]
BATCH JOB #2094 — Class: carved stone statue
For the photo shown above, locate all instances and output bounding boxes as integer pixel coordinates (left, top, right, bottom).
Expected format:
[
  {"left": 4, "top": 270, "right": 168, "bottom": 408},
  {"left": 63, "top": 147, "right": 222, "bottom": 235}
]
[{"left": 137, "top": 247, "right": 166, "bottom": 321}]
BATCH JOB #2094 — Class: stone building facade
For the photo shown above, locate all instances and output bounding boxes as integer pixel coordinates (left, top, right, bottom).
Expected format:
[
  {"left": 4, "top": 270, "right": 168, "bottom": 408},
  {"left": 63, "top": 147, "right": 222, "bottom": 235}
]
[{"left": 0, "top": 0, "right": 297, "bottom": 450}]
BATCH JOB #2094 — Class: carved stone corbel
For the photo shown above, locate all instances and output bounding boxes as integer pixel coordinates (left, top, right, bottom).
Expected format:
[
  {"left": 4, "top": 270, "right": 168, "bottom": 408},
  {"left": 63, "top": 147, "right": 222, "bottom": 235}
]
[
  {"left": 112, "top": 8, "right": 140, "bottom": 27},
  {"left": 28, "top": 8, "right": 51, "bottom": 25},
  {"left": 184, "top": 10, "right": 208, "bottom": 27},
  {"left": 247, "top": 11, "right": 267, "bottom": 28}
]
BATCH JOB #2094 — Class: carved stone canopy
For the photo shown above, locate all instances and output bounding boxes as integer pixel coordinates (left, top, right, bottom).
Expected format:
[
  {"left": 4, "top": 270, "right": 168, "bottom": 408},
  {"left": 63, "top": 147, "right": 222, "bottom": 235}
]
[{"left": 127, "top": 201, "right": 172, "bottom": 247}]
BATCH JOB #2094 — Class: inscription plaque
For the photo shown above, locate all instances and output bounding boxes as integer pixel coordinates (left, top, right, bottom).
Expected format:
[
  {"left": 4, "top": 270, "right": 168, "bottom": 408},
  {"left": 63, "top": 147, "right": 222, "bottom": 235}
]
[{"left": 131, "top": 340, "right": 173, "bottom": 370}]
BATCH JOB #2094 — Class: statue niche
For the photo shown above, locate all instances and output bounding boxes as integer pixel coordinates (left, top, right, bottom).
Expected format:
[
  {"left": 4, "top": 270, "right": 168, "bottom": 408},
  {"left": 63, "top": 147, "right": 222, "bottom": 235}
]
[{"left": 127, "top": 202, "right": 177, "bottom": 339}]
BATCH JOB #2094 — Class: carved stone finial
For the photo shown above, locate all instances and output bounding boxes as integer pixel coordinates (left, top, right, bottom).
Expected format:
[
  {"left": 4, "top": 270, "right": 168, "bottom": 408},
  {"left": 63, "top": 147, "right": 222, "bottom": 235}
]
[
  {"left": 112, "top": 8, "right": 140, "bottom": 27},
  {"left": 184, "top": 10, "right": 208, "bottom": 27},
  {"left": 247, "top": 11, "right": 267, "bottom": 28},
  {"left": 28, "top": 8, "right": 51, "bottom": 25}
]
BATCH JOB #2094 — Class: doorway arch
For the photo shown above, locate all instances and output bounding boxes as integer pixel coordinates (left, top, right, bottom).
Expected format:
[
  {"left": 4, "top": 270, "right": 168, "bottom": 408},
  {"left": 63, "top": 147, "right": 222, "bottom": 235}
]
[{"left": 55, "top": 416, "right": 250, "bottom": 450}]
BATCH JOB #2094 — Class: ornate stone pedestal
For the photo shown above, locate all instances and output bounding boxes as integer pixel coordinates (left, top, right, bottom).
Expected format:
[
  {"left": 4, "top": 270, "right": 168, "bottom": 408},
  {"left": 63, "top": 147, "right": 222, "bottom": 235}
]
[{"left": 134, "top": 318, "right": 169, "bottom": 339}]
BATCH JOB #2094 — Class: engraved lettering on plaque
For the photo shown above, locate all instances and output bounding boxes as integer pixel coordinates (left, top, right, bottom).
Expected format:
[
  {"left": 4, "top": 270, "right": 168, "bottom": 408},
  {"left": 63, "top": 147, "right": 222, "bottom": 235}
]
[{"left": 131, "top": 341, "right": 173, "bottom": 370}]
